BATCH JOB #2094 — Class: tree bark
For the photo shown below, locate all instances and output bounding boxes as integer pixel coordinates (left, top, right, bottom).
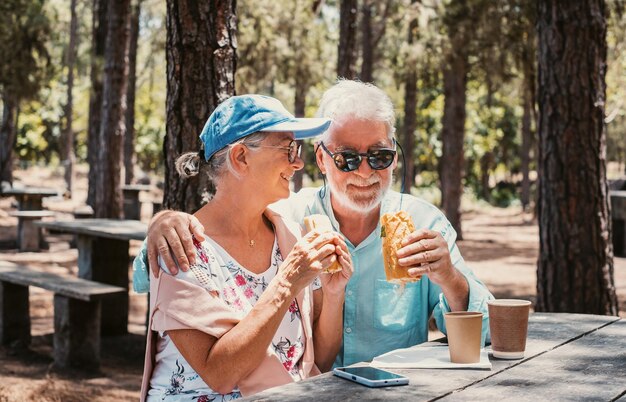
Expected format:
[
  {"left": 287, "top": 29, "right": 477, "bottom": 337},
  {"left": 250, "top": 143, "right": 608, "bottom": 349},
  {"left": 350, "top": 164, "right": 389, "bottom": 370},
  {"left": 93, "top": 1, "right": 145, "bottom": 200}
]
[
  {"left": 440, "top": 49, "right": 468, "bottom": 240},
  {"left": 124, "top": 0, "right": 141, "bottom": 185},
  {"left": 292, "top": 68, "right": 307, "bottom": 192},
  {"left": 0, "top": 95, "right": 17, "bottom": 185},
  {"left": 360, "top": 0, "right": 373, "bottom": 83},
  {"left": 94, "top": 0, "right": 131, "bottom": 218},
  {"left": 62, "top": 0, "right": 78, "bottom": 197},
  {"left": 337, "top": 0, "right": 358, "bottom": 79},
  {"left": 520, "top": 82, "right": 532, "bottom": 212},
  {"left": 536, "top": 0, "right": 617, "bottom": 315},
  {"left": 87, "top": 0, "right": 109, "bottom": 208},
  {"left": 402, "top": 0, "right": 418, "bottom": 194},
  {"left": 164, "top": 0, "right": 237, "bottom": 212}
]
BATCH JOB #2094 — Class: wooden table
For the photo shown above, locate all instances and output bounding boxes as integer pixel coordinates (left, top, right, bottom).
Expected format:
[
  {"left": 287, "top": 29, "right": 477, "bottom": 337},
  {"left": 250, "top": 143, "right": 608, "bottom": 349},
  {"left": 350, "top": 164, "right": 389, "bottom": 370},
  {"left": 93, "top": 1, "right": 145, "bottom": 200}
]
[
  {"left": 2, "top": 187, "right": 59, "bottom": 210},
  {"left": 122, "top": 184, "right": 152, "bottom": 220},
  {"left": 36, "top": 219, "right": 147, "bottom": 335},
  {"left": 244, "top": 313, "right": 625, "bottom": 401},
  {"left": 611, "top": 190, "right": 626, "bottom": 256}
]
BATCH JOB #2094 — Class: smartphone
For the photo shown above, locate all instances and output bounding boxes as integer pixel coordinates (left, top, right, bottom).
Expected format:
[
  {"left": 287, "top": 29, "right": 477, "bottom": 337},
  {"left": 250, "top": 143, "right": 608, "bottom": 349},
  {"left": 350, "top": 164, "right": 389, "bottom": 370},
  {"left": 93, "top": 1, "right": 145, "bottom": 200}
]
[{"left": 332, "top": 366, "right": 409, "bottom": 388}]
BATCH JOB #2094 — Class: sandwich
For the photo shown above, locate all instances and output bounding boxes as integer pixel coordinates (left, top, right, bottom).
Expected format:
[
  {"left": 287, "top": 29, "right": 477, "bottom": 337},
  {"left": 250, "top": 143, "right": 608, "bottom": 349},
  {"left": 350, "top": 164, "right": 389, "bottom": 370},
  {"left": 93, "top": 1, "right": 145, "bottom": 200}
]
[
  {"left": 380, "top": 211, "right": 421, "bottom": 284},
  {"left": 303, "top": 214, "right": 343, "bottom": 274}
]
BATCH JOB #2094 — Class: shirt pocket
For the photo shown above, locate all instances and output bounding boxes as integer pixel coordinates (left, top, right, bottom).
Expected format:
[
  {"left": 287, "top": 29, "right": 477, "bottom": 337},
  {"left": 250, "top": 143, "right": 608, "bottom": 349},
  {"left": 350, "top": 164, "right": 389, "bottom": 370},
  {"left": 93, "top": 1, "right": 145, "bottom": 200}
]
[{"left": 373, "top": 279, "right": 421, "bottom": 331}]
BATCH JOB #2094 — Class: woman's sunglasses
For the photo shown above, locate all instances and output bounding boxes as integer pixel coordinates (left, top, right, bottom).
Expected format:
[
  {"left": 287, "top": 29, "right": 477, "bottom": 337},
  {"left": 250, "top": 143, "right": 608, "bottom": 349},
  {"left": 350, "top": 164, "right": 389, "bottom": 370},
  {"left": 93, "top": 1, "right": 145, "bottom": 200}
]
[
  {"left": 319, "top": 141, "right": 396, "bottom": 172},
  {"left": 256, "top": 139, "right": 301, "bottom": 163}
]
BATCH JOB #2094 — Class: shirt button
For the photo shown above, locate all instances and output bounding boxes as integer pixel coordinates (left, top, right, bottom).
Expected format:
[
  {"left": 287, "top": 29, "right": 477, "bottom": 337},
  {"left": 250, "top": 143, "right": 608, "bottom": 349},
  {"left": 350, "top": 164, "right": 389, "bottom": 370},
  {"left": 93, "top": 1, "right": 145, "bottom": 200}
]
[
  {"left": 345, "top": 327, "right": 352, "bottom": 333},
  {"left": 347, "top": 290, "right": 353, "bottom": 296}
]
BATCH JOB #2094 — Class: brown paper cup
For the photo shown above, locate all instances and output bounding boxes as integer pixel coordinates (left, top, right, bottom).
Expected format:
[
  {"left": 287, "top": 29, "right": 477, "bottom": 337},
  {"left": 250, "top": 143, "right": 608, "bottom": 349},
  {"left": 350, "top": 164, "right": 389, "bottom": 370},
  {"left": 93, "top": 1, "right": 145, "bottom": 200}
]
[
  {"left": 444, "top": 311, "right": 483, "bottom": 363},
  {"left": 488, "top": 299, "right": 531, "bottom": 359}
]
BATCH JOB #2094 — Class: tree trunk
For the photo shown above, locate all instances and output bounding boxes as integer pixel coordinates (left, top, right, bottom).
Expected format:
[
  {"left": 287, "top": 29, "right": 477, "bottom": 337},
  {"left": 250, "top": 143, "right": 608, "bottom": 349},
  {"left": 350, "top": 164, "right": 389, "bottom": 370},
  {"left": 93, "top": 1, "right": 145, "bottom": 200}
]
[
  {"left": 360, "top": 1, "right": 373, "bottom": 83},
  {"left": 480, "top": 151, "right": 494, "bottom": 202},
  {"left": 87, "top": 0, "right": 109, "bottom": 208},
  {"left": 292, "top": 69, "right": 307, "bottom": 192},
  {"left": 440, "top": 49, "right": 468, "bottom": 240},
  {"left": 536, "top": 0, "right": 617, "bottom": 315},
  {"left": 94, "top": 0, "right": 131, "bottom": 218},
  {"left": 0, "top": 95, "right": 17, "bottom": 185},
  {"left": 164, "top": 0, "right": 237, "bottom": 212},
  {"left": 62, "top": 0, "right": 78, "bottom": 197},
  {"left": 520, "top": 83, "right": 532, "bottom": 212},
  {"left": 402, "top": 0, "right": 418, "bottom": 194},
  {"left": 124, "top": 0, "right": 141, "bottom": 185},
  {"left": 337, "top": 0, "right": 358, "bottom": 79}
]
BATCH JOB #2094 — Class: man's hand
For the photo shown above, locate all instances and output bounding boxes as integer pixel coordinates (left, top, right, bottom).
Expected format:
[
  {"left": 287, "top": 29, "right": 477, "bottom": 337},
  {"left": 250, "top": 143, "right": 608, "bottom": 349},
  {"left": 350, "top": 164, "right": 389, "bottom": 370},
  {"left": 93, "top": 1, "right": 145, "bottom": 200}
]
[
  {"left": 395, "top": 228, "right": 455, "bottom": 286},
  {"left": 147, "top": 210, "right": 205, "bottom": 277},
  {"left": 318, "top": 239, "right": 353, "bottom": 297},
  {"left": 396, "top": 228, "right": 469, "bottom": 311}
]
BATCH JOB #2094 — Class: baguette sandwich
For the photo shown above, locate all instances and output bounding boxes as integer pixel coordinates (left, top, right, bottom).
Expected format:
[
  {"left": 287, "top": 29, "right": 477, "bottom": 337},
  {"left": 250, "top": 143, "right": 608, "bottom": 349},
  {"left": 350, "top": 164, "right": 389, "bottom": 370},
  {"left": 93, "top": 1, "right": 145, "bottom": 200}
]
[
  {"left": 303, "top": 214, "right": 343, "bottom": 274},
  {"left": 380, "top": 211, "right": 421, "bottom": 284}
]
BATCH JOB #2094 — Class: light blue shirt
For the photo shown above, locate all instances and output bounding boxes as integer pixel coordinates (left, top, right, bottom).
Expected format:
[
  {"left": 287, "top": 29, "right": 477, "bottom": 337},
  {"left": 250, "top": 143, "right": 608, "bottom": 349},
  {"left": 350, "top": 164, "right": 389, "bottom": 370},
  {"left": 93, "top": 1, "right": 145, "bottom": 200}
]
[{"left": 132, "top": 187, "right": 493, "bottom": 367}]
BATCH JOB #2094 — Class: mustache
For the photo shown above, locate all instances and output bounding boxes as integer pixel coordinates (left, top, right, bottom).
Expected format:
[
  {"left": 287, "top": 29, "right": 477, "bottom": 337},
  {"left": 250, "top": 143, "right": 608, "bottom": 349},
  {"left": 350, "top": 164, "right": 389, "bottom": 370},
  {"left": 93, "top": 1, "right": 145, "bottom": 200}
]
[{"left": 346, "top": 176, "right": 381, "bottom": 187}]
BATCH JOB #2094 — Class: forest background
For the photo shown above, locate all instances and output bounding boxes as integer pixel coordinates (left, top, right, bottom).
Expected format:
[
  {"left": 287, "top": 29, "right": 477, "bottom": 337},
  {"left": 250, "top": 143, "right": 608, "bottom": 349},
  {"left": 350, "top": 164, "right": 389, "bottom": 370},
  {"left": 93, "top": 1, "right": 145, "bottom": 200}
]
[{"left": 1, "top": 0, "right": 625, "bottom": 313}]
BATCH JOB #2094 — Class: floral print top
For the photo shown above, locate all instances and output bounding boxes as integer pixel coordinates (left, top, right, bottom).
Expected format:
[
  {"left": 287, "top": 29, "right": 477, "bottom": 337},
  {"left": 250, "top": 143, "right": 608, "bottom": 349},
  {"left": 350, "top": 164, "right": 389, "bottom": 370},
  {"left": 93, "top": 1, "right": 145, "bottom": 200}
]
[{"left": 148, "top": 235, "right": 319, "bottom": 401}]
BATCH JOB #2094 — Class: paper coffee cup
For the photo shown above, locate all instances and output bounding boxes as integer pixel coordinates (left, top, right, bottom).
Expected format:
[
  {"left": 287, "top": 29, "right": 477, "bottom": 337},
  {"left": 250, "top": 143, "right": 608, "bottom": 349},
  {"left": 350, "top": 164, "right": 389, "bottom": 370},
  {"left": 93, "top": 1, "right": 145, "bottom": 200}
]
[
  {"left": 444, "top": 311, "right": 483, "bottom": 363},
  {"left": 487, "top": 299, "right": 531, "bottom": 359}
]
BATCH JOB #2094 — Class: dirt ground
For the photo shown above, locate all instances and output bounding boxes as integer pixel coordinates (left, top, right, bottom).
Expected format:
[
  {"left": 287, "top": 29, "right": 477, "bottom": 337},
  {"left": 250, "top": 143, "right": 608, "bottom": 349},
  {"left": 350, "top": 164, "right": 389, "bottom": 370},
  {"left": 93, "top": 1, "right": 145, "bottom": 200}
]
[{"left": 0, "top": 166, "right": 624, "bottom": 401}]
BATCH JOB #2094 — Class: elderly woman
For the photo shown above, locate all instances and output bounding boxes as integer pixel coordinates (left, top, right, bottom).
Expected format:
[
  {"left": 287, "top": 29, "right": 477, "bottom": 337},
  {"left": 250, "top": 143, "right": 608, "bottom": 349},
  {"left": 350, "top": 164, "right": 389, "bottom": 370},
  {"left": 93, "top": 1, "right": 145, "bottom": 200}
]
[{"left": 141, "top": 95, "right": 352, "bottom": 401}]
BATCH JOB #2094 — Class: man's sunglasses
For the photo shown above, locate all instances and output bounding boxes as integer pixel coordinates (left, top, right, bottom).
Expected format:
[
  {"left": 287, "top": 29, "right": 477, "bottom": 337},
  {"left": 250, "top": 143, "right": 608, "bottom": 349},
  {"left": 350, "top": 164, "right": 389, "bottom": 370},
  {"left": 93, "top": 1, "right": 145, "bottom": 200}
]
[
  {"left": 318, "top": 141, "right": 396, "bottom": 172},
  {"left": 256, "top": 139, "right": 301, "bottom": 163}
]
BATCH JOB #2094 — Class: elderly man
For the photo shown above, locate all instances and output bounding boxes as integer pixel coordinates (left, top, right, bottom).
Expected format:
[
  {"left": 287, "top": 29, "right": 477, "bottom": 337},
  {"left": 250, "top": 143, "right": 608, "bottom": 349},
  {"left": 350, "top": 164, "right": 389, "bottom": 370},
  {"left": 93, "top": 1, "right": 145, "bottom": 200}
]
[{"left": 134, "top": 80, "right": 493, "bottom": 367}]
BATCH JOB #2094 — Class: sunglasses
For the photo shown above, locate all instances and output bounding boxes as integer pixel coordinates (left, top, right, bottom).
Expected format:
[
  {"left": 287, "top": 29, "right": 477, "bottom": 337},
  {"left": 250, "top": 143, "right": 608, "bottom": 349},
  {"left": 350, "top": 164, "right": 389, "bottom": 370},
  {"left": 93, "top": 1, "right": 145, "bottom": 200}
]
[
  {"left": 319, "top": 141, "right": 396, "bottom": 172},
  {"left": 256, "top": 139, "right": 302, "bottom": 163}
]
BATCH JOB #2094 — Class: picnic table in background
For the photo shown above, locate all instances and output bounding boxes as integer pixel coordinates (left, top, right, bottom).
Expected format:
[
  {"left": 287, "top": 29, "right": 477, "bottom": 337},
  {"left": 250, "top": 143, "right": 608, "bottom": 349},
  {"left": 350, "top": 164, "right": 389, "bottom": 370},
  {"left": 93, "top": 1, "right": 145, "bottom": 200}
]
[
  {"left": 244, "top": 313, "right": 625, "bottom": 401},
  {"left": 1, "top": 186, "right": 59, "bottom": 210},
  {"left": 610, "top": 190, "right": 626, "bottom": 257},
  {"left": 122, "top": 184, "right": 152, "bottom": 220},
  {"left": 36, "top": 219, "right": 147, "bottom": 336}
]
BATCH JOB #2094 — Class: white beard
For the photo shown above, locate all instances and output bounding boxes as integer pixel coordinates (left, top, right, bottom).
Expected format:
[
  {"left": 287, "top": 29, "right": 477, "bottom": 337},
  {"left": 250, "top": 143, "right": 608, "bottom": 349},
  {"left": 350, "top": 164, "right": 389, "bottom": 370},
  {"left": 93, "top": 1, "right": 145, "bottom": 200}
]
[{"left": 329, "top": 175, "right": 391, "bottom": 214}]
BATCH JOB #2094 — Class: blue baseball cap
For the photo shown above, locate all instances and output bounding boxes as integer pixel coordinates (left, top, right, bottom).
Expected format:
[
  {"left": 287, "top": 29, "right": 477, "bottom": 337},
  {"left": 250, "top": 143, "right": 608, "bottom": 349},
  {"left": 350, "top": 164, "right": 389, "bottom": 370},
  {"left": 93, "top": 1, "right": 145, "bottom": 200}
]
[{"left": 199, "top": 95, "right": 331, "bottom": 161}]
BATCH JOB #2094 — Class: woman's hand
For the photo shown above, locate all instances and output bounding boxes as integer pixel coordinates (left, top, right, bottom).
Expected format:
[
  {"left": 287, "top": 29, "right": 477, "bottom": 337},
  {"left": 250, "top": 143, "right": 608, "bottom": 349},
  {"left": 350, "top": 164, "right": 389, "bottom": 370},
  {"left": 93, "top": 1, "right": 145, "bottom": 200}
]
[
  {"left": 279, "top": 231, "right": 344, "bottom": 293},
  {"left": 319, "top": 238, "right": 353, "bottom": 297}
]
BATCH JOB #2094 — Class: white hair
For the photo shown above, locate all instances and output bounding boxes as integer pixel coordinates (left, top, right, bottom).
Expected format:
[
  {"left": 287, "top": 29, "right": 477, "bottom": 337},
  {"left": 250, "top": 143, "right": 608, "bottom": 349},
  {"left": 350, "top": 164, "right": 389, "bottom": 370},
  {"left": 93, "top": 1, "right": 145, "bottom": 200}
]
[
  {"left": 175, "top": 132, "right": 266, "bottom": 186},
  {"left": 316, "top": 79, "right": 396, "bottom": 140}
]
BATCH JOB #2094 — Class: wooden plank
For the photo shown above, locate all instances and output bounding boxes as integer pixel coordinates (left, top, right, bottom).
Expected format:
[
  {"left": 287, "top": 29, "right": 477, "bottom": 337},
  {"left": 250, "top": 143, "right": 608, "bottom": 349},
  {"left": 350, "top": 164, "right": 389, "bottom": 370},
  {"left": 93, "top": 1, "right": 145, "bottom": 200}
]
[
  {"left": 76, "top": 236, "right": 129, "bottom": 335},
  {"left": 0, "top": 281, "right": 30, "bottom": 346},
  {"left": 0, "top": 261, "right": 125, "bottom": 302},
  {"left": 243, "top": 314, "right": 619, "bottom": 401},
  {"left": 611, "top": 191, "right": 626, "bottom": 220},
  {"left": 9, "top": 211, "right": 56, "bottom": 218},
  {"left": 439, "top": 319, "right": 626, "bottom": 401},
  {"left": 53, "top": 295, "right": 101, "bottom": 370},
  {"left": 2, "top": 187, "right": 59, "bottom": 196},
  {"left": 36, "top": 219, "right": 147, "bottom": 241}
]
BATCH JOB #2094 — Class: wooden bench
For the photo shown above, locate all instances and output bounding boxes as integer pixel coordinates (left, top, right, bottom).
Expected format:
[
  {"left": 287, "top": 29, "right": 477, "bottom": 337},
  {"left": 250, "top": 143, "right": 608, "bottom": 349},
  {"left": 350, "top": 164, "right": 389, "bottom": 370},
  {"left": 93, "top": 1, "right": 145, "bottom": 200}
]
[
  {"left": 73, "top": 206, "right": 94, "bottom": 219},
  {"left": 0, "top": 261, "right": 125, "bottom": 369},
  {"left": 69, "top": 206, "right": 95, "bottom": 248},
  {"left": 9, "top": 210, "right": 55, "bottom": 252}
]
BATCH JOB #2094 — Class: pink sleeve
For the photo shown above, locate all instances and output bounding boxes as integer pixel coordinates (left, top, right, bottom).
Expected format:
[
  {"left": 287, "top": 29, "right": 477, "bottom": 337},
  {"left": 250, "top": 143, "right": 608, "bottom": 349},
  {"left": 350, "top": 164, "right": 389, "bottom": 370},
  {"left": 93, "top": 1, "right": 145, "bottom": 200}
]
[{"left": 150, "top": 272, "right": 240, "bottom": 338}]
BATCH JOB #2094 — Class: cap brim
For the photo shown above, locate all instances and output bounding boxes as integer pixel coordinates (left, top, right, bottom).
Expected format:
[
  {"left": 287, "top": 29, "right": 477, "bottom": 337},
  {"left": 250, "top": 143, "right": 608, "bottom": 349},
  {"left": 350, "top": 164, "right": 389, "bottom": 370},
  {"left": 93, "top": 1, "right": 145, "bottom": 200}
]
[{"left": 260, "top": 117, "right": 331, "bottom": 139}]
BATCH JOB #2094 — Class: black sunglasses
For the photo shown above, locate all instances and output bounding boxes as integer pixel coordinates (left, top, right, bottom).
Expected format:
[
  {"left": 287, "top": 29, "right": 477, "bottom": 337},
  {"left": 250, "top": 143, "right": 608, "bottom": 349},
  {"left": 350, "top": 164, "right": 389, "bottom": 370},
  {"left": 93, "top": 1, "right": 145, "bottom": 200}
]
[{"left": 319, "top": 141, "right": 396, "bottom": 172}]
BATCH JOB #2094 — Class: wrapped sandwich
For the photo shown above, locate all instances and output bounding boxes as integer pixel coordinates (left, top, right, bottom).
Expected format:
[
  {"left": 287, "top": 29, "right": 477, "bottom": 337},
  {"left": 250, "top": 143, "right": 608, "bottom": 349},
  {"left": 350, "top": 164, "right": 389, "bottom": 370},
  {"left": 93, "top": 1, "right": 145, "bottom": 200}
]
[
  {"left": 380, "top": 211, "right": 421, "bottom": 284},
  {"left": 303, "top": 214, "right": 343, "bottom": 274}
]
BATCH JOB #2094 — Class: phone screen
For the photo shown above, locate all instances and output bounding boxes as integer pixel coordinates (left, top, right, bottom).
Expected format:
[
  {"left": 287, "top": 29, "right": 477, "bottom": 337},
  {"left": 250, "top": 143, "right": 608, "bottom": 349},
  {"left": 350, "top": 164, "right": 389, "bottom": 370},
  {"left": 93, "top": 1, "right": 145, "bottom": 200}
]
[{"left": 335, "top": 367, "right": 406, "bottom": 381}]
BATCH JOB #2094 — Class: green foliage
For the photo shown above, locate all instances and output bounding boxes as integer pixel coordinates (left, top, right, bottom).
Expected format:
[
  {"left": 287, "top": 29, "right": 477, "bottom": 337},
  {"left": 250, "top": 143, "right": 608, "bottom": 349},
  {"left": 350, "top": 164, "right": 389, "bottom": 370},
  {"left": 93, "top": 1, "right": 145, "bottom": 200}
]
[
  {"left": 5, "top": 0, "right": 626, "bottom": 197},
  {"left": 0, "top": 0, "right": 53, "bottom": 100},
  {"left": 606, "top": 0, "right": 626, "bottom": 174}
]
